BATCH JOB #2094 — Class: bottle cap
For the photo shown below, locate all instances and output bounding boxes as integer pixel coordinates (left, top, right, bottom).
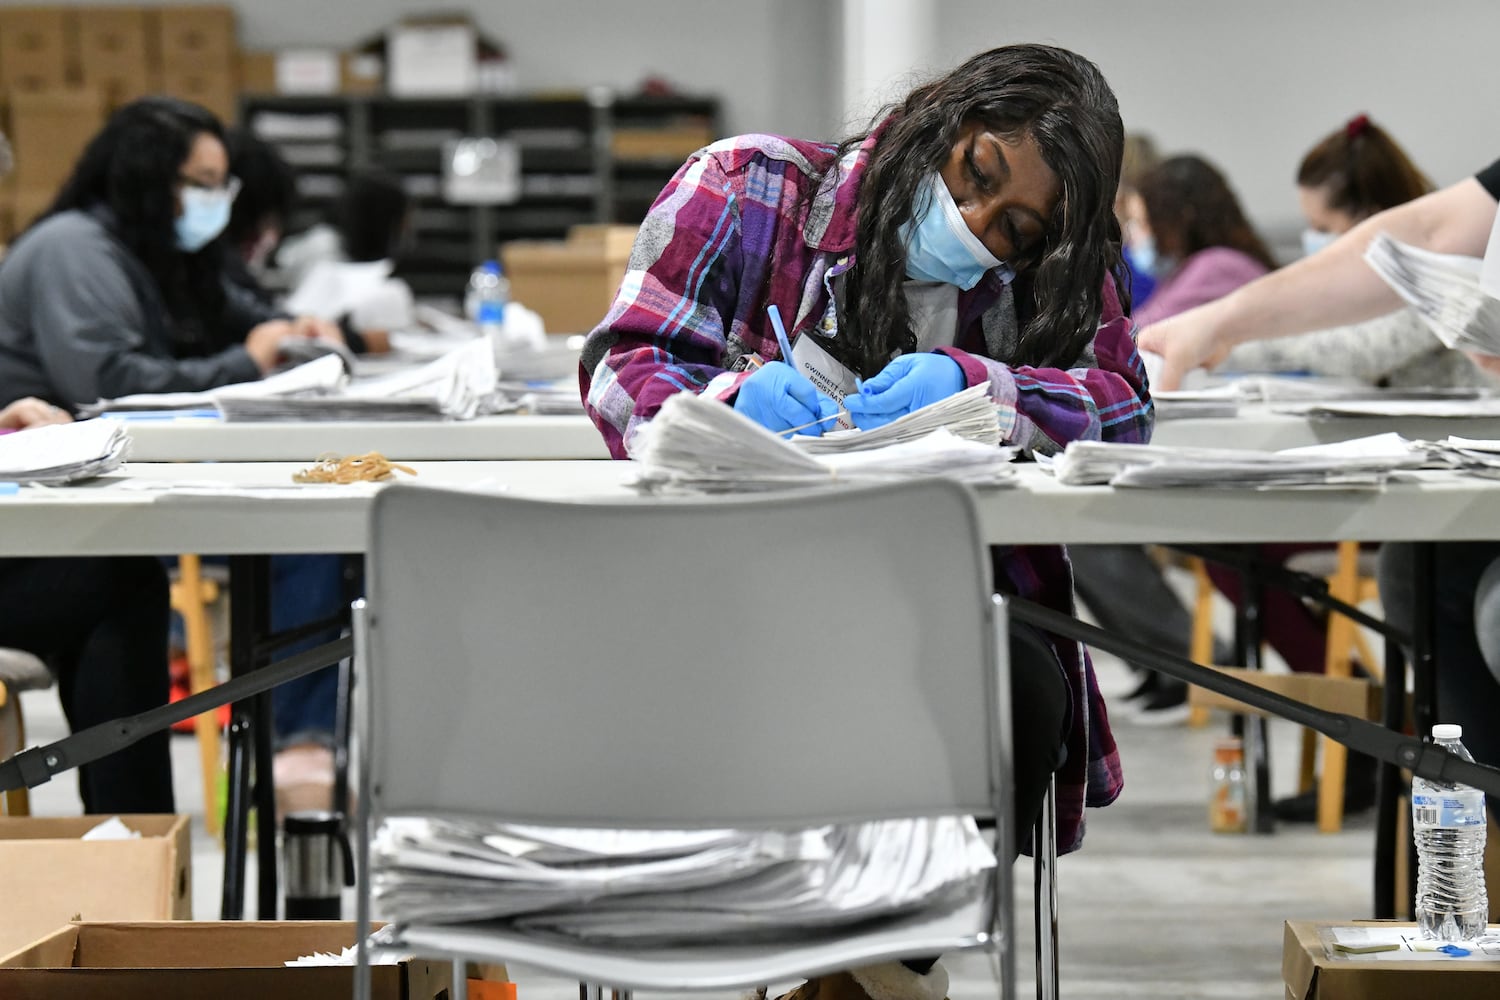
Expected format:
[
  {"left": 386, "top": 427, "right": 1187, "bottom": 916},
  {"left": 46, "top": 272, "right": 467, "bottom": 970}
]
[{"left": 1432, "top": 723, "right": 1463, "bottom": 740}]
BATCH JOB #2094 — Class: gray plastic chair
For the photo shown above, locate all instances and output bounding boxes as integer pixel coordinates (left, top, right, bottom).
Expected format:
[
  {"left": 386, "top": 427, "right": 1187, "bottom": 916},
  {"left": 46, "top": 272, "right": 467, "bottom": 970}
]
[{"left": 354, "top": 480, "right": 1059, "bottom": 1000}]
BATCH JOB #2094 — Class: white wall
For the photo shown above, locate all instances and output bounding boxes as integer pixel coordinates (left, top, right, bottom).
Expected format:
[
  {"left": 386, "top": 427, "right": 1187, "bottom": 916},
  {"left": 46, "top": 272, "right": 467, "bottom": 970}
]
[
  {"left": 49, "top": 0, "right": 841, "bottom": 139},
  {"left": 935, "top": 0, "right": 1500, "bottom": 237}
]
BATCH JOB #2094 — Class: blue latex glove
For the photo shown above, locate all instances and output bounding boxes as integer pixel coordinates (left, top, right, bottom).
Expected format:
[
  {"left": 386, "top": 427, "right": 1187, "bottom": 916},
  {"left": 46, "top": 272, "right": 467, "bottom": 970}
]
[
  {"left": 842, "top": 352, "right": 965, "bottom": 430},
  {"left": 733, "top": 361, "right": 841, "bottom": 436}
]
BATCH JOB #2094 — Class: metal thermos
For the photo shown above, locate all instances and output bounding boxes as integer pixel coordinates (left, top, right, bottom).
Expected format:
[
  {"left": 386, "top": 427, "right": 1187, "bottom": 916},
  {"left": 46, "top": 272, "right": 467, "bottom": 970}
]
[{"left": 282, "top": 810, "right": 354, "bottom": 919}]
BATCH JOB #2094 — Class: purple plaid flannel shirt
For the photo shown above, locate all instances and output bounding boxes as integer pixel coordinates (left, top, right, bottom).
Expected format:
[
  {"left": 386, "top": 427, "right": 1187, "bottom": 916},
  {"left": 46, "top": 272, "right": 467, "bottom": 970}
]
[{"left": 579, "top": 130, "right": 1154, "bottom": 852}]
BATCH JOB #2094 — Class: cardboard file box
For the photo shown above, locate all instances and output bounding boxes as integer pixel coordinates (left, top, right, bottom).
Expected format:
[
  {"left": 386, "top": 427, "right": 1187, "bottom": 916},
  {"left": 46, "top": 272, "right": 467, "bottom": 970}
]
[
  {"left": 0, "top": 8, "right": 75, "bottom": 93},
  {"left": 74, "top": 7, "right": 157, "bottom": 108},
  {"left": 1283, "top": 919, "right": 1500, "bottom": 999},
  {"left": 5, "top": 87, "right": 108, "bottom": 211},
  {"left": 158, "top": 64, "right": 238, "bottom": 124},
  {"left": 0, "top": 815, "right": 191, "bottom": 959},
  {"left": 0, "top": 921, "right": 451, "bottom": 1000},
  {"left": 501, "top": 225, "right": 637, "bottom": 335},
  {"left": 153, "top": 5, "right": 237, "bottom": 70}
]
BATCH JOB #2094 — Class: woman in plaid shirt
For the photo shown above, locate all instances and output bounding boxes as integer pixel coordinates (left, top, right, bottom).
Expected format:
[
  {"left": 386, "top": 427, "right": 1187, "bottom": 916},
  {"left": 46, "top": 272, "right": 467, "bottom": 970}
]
[{"left": 581, "top": 44, "right": 1152, "bottom": 1000}]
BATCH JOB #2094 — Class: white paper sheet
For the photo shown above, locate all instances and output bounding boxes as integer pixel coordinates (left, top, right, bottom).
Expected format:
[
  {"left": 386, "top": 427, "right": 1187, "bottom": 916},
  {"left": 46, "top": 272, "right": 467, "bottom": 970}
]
[{"left": 285, "top": 259, "right": 397, "bottom": 320}]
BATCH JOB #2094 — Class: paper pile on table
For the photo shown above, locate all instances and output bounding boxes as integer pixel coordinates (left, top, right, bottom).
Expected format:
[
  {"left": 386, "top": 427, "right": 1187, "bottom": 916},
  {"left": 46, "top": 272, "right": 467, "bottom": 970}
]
[
  {"left": 628, "top": 385, "right": 1016, "bottom": 492},
  {"left": 0, "top": 419, "right": 129, "bottom": 484},
  {"left": 372, "top": 817, "right": 995, "bottom": 943}
]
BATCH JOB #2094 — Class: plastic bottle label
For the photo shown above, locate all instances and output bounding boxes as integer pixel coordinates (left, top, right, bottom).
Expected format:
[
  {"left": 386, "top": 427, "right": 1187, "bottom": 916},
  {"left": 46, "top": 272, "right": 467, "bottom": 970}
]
[{"left": 1412, "top": 792, "right": 1486, "bottom": 829}]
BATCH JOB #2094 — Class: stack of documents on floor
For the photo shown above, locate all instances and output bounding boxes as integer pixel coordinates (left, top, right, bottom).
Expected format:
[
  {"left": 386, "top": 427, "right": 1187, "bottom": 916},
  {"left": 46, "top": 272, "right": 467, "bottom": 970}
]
[
  {"left": 216, "top": 339, "right": 501, "bottom": 421},
  {"left": 1365, "top": 231, "right": 1500, "bottom": 354},
  {"left": 372, "top": 817, "right": 995, "bottom": 943},
  {"left": 82, "top": 354, "right": 348, "bottom": 416},
  {"left": 1049, "top": 432, "right": 1431, "bottom": 488},
  {"left": 629, "top": 385, "right": 1016, "bottom": 492},
  {"left": 0, "top": 419, "right": 129, "bottom": 484}
]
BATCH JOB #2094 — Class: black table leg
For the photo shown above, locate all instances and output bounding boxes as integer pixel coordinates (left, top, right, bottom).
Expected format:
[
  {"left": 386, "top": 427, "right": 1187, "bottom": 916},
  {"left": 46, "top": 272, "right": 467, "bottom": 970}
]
[
  {"left": 221, "top": 555, "right": 261, "bottom": 919},
  {"left": 1233, "top": 553, "right": 1275, "bottom": 833},
  {"left": 1408, "top": 542, "right": 1438, "bottom": 917},
  {"left": 1374, "top": 635, "right": 1406, "bottom": 918}
]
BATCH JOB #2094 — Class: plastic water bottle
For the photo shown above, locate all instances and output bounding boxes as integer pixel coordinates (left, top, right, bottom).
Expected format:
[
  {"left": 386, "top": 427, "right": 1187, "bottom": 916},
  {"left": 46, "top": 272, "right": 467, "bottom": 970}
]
[
  {"left": 466, "top": 259, "right": 510, "bottom": 334},
  {"left": 1413, "top": 723, "right": 1489, "bottom": 940}
]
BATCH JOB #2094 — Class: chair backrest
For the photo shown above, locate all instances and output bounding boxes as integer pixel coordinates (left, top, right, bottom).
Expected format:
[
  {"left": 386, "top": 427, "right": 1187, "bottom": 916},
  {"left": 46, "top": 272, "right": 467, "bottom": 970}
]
[{"left": 361, "top": 480, "right": 1006, "bottom": 829}]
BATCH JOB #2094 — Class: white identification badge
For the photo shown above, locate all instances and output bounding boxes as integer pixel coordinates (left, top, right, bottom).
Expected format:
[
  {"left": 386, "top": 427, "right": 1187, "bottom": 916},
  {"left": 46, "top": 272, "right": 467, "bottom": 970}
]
[{"left": 791, "top": 333, "right": 860, "bottom": 429}]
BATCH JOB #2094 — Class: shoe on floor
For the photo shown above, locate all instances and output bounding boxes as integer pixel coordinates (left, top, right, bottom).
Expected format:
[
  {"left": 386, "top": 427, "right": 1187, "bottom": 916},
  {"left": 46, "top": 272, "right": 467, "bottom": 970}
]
[
  {"left": 1131, "top": 681, "right": 1190, "bottom": 727},
  {"left": 771, "top": 963, "right": 949, "bottom": 1000},
  {"left": 1121, "top": 671, "right": 1160, "bottom": 703},
  {"left": 1273, "top": 751, "right": 1378, "bottom": 822}
]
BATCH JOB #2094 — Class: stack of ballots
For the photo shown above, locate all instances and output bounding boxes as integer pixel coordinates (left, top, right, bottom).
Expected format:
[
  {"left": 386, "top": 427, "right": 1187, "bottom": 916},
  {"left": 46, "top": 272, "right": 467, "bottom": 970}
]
[
  {"left": 1364, "top": 231, "right": 1500, "bottom": 354},
  {"left": 0, "top": 419, "right": 129, "bottom": 484},
  {"left": 371, "top": 816, "right": 995, "bottom": 943},
  {"left": 629, "top": 384, "right": 1016, "bottom": 493},
  {"left": 1049, "top": 433, "right": 1433, "bottom": 488},
  {"left": 81, "top": 353, "right": 347, "bottom": 416}
]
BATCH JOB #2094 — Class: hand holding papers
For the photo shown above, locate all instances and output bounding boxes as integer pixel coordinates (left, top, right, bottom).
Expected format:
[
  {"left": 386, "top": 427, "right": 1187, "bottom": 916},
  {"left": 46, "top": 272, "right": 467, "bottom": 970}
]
[
  {"left": 0, "top": 419, "right": 129, "bottom": 484},
  {"left": 629, "top": 385, "right": 1016, "bottom": 492},
  {"left": 1364, "top": 232, "right": 1500, "bottom": 355}
]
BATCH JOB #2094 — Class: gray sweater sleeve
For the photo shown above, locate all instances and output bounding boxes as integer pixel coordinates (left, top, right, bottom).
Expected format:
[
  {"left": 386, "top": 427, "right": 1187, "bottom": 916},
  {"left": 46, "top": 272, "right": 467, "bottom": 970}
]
[
  {"left": 1218, "top": 307, "right": 1451, "bottom": 385},
  {"left": 25, "top": 227, "right": 260, "bottom": 406}
]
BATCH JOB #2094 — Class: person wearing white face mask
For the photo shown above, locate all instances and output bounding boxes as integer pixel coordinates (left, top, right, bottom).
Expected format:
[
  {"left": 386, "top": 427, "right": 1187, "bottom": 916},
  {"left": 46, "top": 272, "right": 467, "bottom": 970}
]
[
  {"left": 0, "top": 97, "right": 344, "bottom": 411},
  {"left": 1146, "top": 114, "right": 1494, "bottom": 391}
]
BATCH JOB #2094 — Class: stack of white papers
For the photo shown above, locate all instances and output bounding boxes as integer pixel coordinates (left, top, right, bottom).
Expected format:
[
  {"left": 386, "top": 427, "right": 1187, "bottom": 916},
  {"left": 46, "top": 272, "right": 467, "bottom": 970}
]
[
  {"left": 215, "top": 339, "right": 501, "bottom": 422},
  {"left": 81, "top": 354, "right": 349, "bottom": 416},
  {"left": 628, "top": 386, "right": 1016, "bottom": 492},
  {"left": 1364, "top": 232, "right": 1500, "bottom": 354},
  {"left": 1048, "top": 432, "right": 1431, "bottom": 488},
  {"left": 372, "top": 817, "right": 995, "bottom": 943},
  {"left": 0, "top": 419, "right": 129, "bottom": 484}
]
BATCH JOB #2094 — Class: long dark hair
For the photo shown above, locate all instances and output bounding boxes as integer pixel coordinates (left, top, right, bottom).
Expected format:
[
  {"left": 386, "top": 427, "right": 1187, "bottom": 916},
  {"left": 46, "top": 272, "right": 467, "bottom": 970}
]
[
  {"left": 833, "top": 44, "right": 1127, "bottom": 378},
  {"left": 1137, "top": 155, "right": 1277, "bottom": 271},
  {"left": 225, "top": 127, "right": 296, "bottom": 253},
  {"left": 1297, "top": 114, "right": 1432, "bottom": 219},
  {"left": 42, "top": 97, "right": 228, "bottom": 347},
  {"left": 334, "top": 170, "right": 409, "bottom": 262}
]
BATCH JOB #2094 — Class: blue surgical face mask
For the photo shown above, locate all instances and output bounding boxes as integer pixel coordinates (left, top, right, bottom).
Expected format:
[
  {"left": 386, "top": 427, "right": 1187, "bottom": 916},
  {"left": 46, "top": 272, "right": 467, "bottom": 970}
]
[
  {"left": 899, "top": 173, "right": 1014, "bottom": 290},
  {"left": 1301, "top": 227, "right": 1337, "bottom": 258},
  {"left": 175, "top": 182, "right": 236, "bottom": 253},
  {"left": 1127, "top": 236, "right": 1158, "bottom": 277}
]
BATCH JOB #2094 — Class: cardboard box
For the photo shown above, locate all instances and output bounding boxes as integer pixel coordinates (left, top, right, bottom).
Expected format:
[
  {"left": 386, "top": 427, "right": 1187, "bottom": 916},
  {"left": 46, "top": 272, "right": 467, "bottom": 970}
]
[
  {"left": 0, "top": 815, "right": 191, "bottom": 960},
  {"left": 342, "top": 52, "right": 384, "bottom": 95},
  {"left": 0, "top": 8, "right": 76, "bottom": 93},
  {"left": 6, "top": 87, "right": 107, "bottom": 195},
  {"left": 274, "top": 48, "right": 340, "bottom": 95},
  {"left": 12, "top": 187, "right": 56, "bottom": 232},
  {"left": 610, "top": 125, "right": 716, "bottom": 163},
  {"left": 153, "top": 4, "right": 236, "bottom": 70},
  {"left": 238, "top": 50, "right": 277, "bottom": 94},
  {"left": 74, "top": 7, "right": 156, "bottom": 108},
  {"left": 158, "top": 64, "right": 237, "bottom": 124},
  {"left": 1283, "top": 920, "right": 1500, "bottom": 999},
  {"left": 502, "top": 225, "right": 637, "bottom": 335},
  {"left": 0, "top": 921, "right": 451, "bottom": 1000},
  {"left": 387, "top": 17, "right": 476, "bottom": 96}
]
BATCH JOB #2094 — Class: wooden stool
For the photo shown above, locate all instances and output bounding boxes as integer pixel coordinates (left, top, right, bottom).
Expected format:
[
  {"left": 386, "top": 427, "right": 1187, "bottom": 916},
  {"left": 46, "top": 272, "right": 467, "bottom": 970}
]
[
  {"left": 0, "top": 648, "right": 53, "bottom": 816},
  {"left": 168, "top": 555, "right": 227, "bottom": 835}
]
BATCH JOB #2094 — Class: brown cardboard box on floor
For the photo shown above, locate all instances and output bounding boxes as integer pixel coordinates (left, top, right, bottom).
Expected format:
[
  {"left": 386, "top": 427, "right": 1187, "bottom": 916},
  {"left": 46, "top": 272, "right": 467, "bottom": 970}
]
[
  {"left": 75, "top": 7, "right": 158, "bottom": 108},
  {"left": 0, "top": 815, "right": 191, "bottom": 960},
  {"left": 158, "top": 64, "right": 238, "bottom": 123},
  {"left": 6, "top": 87, "right": 107, "bottom": 197},
  {"left": 0, "top": 8, "right": 76, "bottom": 93},
  {"left": 153, "top": 4, "right": 237, "bottom": 70},
  {"left": 1283, "top": 920, "right": 1500, "bottom": 999},
  {"left": 501, "top": 224, "right": 637, "bottom": 335},
  {"left": 0, "top": 921, "right": 451, "bottom": 1000}
]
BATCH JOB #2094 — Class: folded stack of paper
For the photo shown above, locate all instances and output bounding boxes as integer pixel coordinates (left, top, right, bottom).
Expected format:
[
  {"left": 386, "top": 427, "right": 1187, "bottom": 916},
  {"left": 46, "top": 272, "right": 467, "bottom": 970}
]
[
  {"left": 1049, "top": 432, "right": 1431, "bottom": 488},
  {"left": 0, "top": 419, "right": 129, "bottom": 484},
  {"left": 216, "top": 339, "right": 501, "bottom": 421},
  {"left": 372, "top": 816, "right": 995, "bottom": 943},
  {"left": 1365, "top": 232, "right": 1500, "bottom": 354},
  {"left": 629, "top": 385, "right": 1015, "bottom": 492},
  {"left": 80, "top": 354, "right": 348, "bottom": 416}
]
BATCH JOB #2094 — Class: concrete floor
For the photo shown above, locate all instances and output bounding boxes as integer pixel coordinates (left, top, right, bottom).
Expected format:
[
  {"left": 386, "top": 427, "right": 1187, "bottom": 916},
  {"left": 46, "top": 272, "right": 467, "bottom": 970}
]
[{"left": 20, "top": 645, "right": 1373, "bottom": 1000}]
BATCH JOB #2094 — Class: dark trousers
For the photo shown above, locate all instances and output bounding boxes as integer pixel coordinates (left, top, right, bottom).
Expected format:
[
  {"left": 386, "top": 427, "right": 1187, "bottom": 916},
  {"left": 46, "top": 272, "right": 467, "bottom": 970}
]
[
  {"left": 903, "top": 621, "right": 1069, "bottom": 976},
  {"left": 0, "top": 557, "right": 174, "bottom": 813},
  {"left": 1070, "top": 544, "right": 1195, "bottom": 668},
  {"left": 1379, "top": 541, "right": 1500, "bottom": 812}
]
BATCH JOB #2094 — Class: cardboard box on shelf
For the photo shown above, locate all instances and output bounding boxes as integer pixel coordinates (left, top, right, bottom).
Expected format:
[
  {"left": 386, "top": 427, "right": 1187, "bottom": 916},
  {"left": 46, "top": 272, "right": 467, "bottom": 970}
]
[
  {"left": 158, "top": 65, "right": 238, "bottom": 124},
  {"left": 386, "top": 16, "right": 477, "bottom": 96},
  {"left": 610, "top": 125, "right": 716, "bottom": 163},
  {"left": 153, "top": 4, "right": 237, "bottom": 70},
  {"left": 1283, "top": 920, "right": 1500, "bottom": 999},
  {"left": 0, "top": 921, "right": 452, "bottom": 1000},
  {"left": 0, "top": 815, "right": 191, "bottom": 960},
  {"left": 6, "top": 87, "right": 107, "bottom": 196},
  {"left": 238, "top": 50, "right": 277, "bottom": 94},
  {"left": 0, "top": 7, "right": 76, "bottom": 93},
  {"left": 12, "top": 187, "right": 56, "bottom": 232},
  {"left": 74, "top": 7, "right": 156, "bottom": 108},
  {"left": 274, "top": 48, "right": 341, "bottom": 95},
  {"left": 501, "top": 225, "right": 636, "bottom": 335},
  {"left": 342, "top": 52, "right": 384, "bottom": 94}
]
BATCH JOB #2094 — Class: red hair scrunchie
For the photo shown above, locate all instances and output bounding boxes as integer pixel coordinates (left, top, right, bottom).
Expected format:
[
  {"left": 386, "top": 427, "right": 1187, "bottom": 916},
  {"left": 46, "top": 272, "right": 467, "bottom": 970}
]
[{"left": 1346, "top": 113, "right": 1371, "bottom": 139}]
